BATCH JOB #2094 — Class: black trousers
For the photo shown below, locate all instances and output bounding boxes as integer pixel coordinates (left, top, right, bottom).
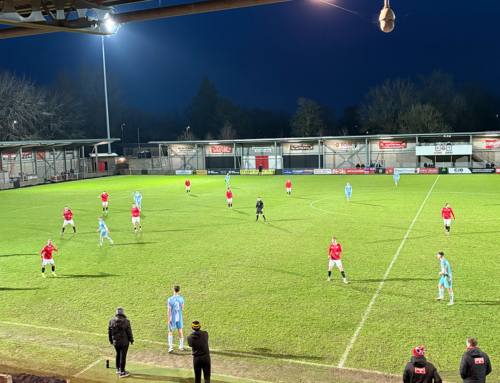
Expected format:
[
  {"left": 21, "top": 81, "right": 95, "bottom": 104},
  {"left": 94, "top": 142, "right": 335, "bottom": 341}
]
[
  {"left": 193, "top": 354, "right": 211, "bottom": 383},
  {"left": 114, "top": 344, "right": 129, "bottom": 372}
]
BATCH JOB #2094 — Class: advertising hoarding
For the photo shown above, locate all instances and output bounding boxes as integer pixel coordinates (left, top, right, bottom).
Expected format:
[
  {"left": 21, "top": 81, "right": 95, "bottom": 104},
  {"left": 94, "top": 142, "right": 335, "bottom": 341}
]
[{"left": 379, "top": 141, "right": 407, "bottom": 149}]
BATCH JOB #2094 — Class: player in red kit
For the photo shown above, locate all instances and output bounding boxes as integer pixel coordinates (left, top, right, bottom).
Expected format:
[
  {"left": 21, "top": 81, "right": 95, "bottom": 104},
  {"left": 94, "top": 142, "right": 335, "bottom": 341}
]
[
  {"left": 185, "top": 179, "right": 191, "bottom": 195},
  {"left": 327, "top": 237, "right": 348, "bottom": 284},
  {"left": 60, "top": 206, "right": 76, "bottom": 235},
  {"left": 98, "top": 190, "right": 109, "bottom": 214},
  {"left": 40, "top": 239, "right": 59, "bottom": 278},
  {"left": 131, "top": 203, "right": 142, "bottom": 233},
  {"left": 286, "top": 179, "right": 292, "bottom": 197},
  {"left": 226, "top": 187, "right": 233, "bottom": 209},
  {"left": 441, "top": 203, "right": 456, "bottom": 235}
]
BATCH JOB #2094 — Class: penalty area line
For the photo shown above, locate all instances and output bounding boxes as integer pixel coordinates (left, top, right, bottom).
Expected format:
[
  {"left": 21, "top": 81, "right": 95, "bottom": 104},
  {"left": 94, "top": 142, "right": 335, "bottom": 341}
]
[{"left": 337, "top": 175, "right": 441, "bottom": 369}]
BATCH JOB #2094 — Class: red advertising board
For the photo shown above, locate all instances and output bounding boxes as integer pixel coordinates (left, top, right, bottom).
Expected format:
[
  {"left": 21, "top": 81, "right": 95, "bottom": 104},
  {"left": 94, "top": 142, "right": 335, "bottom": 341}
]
[
  {"left": 211, "top": 146, "right": 232, "bottom": 153},
  {"left": 496, "top": 168, "right": 500, "bottom": 174},
  {"left": 345, "top": 169, "right": 367, "bottom": 174},
  {"left": 385, "top": 168, "right": 395, "bottom": 174},
  {"left": 485, "top": 139, "right": 500, "bottom": 149},
  {"left": 331, "top": 169, "right": 346, "bottom": 175},
  {"left": 418, "top": 168, "right": 438, "bottom": 174},
  {"left": 379, "top": 141, "right": 407, "bottom": 149}
]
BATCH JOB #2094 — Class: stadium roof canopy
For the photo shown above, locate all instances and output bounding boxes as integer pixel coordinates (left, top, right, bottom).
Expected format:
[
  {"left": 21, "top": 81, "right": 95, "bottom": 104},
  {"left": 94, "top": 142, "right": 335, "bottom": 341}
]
[
  {"left": 150, "top": 131, "right": 500, "bottom": 145},
  {"left": 0, "top": 138, "right": 120, "bottom": 151}
]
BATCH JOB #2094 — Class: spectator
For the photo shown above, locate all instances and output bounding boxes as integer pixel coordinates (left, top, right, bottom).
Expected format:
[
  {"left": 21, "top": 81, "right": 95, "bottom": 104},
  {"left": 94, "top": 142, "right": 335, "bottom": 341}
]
[
  {"left": 356, "top": 163, "right": 360, "bottom": 168},
  {"left": 108, "top": 306, "right": 134, "bottom": 378},
  {"left": 460, "top": 337, "right": 492, "bottom": 383},
  {"left": 188, "top": 321, "right": 211, "bottom": 383},
  {"left": 424, "top": 163, "right": 427, "bottom": 168},
  {"left": 70, "top": 168, "right": 74, "bottom": 174},
  {"left": 403, "top": 346, "right": 442, "bottom": 383},
  {"left": 258, "top": 164, "right": 263, "bottom": 176},
  {"left": 360, "top": 163, "right": 365, "bottom": 168},
  {"left": 491, "top": 162, "right": 495, "bottom": 168}
]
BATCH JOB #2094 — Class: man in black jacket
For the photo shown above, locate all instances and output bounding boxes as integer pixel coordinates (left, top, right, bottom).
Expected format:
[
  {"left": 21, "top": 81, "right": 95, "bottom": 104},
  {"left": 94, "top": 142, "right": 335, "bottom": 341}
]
[
  {"left": 108, "top": 306, "right": 134, "bottom": 378},
  {"left": 403, "top": 346, "right": 442, "bottom": 383},
  {"left": 187, "top": 321, "right": 210, "bottom": 383},
  {"left": 460, "top": 338, "right": 492, "bottom": 383},
  {"left": 255, "top": 197, "right": 266, "bottom": 222}
]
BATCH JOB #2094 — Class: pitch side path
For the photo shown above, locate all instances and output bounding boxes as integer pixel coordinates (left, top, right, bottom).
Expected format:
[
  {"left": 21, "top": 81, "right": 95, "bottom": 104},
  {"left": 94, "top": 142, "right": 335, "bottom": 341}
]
[{"left": 1, "top": 175, "right": 499, "bottom": 383}]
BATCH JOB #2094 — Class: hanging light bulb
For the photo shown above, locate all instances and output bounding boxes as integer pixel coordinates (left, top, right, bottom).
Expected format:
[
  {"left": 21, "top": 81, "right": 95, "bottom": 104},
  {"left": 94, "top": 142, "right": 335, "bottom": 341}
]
[{"left": 379, "top": 0, "right": 395, "bottom": 33}]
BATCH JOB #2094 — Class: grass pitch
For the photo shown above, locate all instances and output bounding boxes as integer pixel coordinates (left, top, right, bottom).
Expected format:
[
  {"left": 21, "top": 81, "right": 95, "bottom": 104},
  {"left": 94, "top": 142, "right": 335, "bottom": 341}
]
[{"left": 1, "top": 174, "right": 499, "bottom": 383}]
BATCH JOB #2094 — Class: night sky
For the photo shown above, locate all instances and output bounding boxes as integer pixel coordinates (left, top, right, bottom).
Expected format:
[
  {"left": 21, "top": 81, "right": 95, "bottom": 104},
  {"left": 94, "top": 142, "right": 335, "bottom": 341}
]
[{"left": 1, "top": 0, "right": 499, "bottom": 115}]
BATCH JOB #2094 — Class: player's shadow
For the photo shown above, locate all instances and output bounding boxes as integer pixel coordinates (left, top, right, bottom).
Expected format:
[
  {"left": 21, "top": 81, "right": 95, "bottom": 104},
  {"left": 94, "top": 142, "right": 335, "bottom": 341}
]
[
  {"left": 0, "top": 253, "right": 37, "bottom": 258},
  {"left": 232, "top": 209, "right": 249, "bottom": 216},
  {"left": 292, "top": 196, "right": 308, "bottom": 199},
  {"left": 58, "top": 273, "right": 118, "bottom": 279},
  {"left": 265, "top": 223, "right": 292, "bottom": 234},
  {"left": 350, "top": 278, "right": 435, "bottom": 283},
  {"left": 352, "top": 202, "right": 384, "bottom": 207},
  {"left": 189, "top": 195, "right": 198, "bottom": 197},
  {"left": 0, "top": 287, "right": 43, "bottom": 291},
  {"left": 251, "top": 266, "right": 305, "bottom": 278},
  {"left": 212, "top": 348, "right": 325, "bottom": 362},
  {"left": 113, "top": 242, "right": 158, "bottom": 246},
  {"left": 131, "top": 374, "right": 226, "bottom": 383},
  {"left": 460, "top": 300, "right": 500, "bottom": 306}
]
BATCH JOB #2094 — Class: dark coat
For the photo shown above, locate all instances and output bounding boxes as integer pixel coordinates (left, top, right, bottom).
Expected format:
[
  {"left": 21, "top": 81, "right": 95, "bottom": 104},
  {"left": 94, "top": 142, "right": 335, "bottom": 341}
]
[
  {"left": 403, "top": 356, "right": 442, "bottom": 383},
  {"left": 460, "top": 348, "right": 492, "bottom": 383},
  {"left": 108, "top": 314, "right": 134, "bottom": 347},
  {"left": 187, "top": 329, "right": 210, "bottom": 357}
]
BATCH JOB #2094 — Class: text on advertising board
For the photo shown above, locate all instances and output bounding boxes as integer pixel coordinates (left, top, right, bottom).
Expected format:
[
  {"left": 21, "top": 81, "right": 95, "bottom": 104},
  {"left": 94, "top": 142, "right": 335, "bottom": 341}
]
[
  {"left": 333, "top": 142, "right": 360, "bottom": 151},
  {"left": 251, "top": 147, "right": 274, "bottom": 153},
  {"left": 379, "top": 141, "right": 407, "bottom": 149},
  {"left": 485, "top": 139, "right": 500, "bottom": 149},
  {"left": 211, "top": 146, "right": 232, "bottom": 153},
  {"left": 290, "top": 144, "right": 313, "bottom": 151}
]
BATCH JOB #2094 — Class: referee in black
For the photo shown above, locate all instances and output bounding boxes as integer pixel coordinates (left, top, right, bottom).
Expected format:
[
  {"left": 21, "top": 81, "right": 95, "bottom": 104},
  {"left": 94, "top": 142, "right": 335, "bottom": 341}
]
[
  {"left": 187, "top": 321, "right": 211, "bottom": 383},
  {"left": 255, "top": 197, "right": 266, "bottom": 222}
]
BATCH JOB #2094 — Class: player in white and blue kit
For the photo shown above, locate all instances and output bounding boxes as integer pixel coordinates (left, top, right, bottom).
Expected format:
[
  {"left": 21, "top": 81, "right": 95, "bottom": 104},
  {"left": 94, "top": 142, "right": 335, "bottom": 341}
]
[
  {"left": 436, "top": 252, "right": 454, "bottom": 306},
  {"left": 134, "top": 190, "right": 142, "bottom": 211},
  {"left": 167, "top": 284, "right": 185, "bottom": 353},
  {"left": 345, "top": 183, "right": 352, "bottom": 203},
  {"left": 96, "top": 217, "right": 113, "bottom": 246},
  {"left": 225, "top": 173, "right": 230, "bottom": 188},
  {"left": 393, "top": 171, "right": 400, "bottom": 186}
]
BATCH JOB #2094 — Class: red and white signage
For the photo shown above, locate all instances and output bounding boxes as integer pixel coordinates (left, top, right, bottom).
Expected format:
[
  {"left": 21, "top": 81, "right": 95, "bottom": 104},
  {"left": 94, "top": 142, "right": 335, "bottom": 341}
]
[
  {"left": 496, "top": 168, "right": 500, "bottom": 174},
  {"left": 345, "top": 169, "right": 367, "bottom": 174},
  {"left": 475, "top": 358, "right": 485, "bottom": 364},
  {"left": 414, "top": 368, "right": 426, "bottom": 374},
  {"left": 211, "top": 146, "right": 232, "bottom": 154},
  {"left": 314, "top": 169, "right": 332, "bottom": 175},
  {"left": 485, "top": 139, "right": 500, "bottom": 149},
  {"left": 333, "top": 142, "right": 360, "bottom": 151},
  {"left": 418, "top": 168, "right": 438, "bottom": 174},
  {"left": 385, "top": 168, "right": 395, "bottom": 174},
  {"left": 332, "top": 169, "right": 347, "bottom": 175},
  {"left": 379, "top": 141, "right": 407, "bottom": 149}
]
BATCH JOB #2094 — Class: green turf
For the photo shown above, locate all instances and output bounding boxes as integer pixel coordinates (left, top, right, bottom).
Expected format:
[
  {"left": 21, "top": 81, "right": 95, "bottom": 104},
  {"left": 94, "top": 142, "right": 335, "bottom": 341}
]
[{"left": 1, "top": 174, "right": 499, "bottom": 383}]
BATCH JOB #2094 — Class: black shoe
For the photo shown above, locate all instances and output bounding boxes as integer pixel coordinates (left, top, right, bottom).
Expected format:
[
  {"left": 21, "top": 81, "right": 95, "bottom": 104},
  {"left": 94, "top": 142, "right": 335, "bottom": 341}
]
[
  {"left": 119, "top": 371, "right": 130, "bottom": 378},
  {"left": 116, "top": 369, "right": 121, "bottom": 374}
]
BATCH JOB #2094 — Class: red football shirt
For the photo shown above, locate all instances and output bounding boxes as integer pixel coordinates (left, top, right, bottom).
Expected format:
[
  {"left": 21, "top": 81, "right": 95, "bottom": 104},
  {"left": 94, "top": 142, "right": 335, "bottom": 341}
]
[
  {"left": 286, "top": 181, "right": 292, "bottom": 188},
  {"left": 185, "top": 180, "right": 190, "bottom": 187},
  {"left": 441, "top": 207, "right": 455, "bottom": 220},
  {"left": 63, "top": 210, "right": 73, "bottom": 221},
  {"left": 41, "top": 245, "right": 58, "bottom": 260},
  {"left": 100, "top": 193, "right": 109, "bottom": 202},
  {"left": 329, "top": 244, "right": 342, "bottom": 260},
  {"left": 132, "top": 207, "right": 140, "bottom": 217},
  {"left": 226, "top": 190, "right": 233, "bottom": 199}
]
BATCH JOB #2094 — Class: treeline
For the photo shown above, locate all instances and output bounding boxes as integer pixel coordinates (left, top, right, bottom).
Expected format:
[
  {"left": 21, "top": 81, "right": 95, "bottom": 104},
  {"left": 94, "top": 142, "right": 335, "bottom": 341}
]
[{"left": 0, "top": 68, "right": 498, "bottom": 142}]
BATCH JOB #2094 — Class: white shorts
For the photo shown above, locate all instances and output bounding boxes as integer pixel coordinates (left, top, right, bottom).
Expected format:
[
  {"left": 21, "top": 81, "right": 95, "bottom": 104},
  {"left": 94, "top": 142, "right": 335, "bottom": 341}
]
[
  {"left": 186, "top": 186, "right": 190, "bottom": 190},
  {"left": 63, "top": 219, "right": 74, "bottom": 226},
  {"left": 42, "top": 258, "right": 55, "bottom": 266},
  {"left": 227, "top": 198, "right": 233, "bottom": 203},
  {"left": 443, "top": 219, "right": 451, "bottom": 226},
  {"left": 286, "top": 188, "right": 291, "bottom": 192},
  {"left": 102, "top": 201, "right": 108, "bottom": 207},
  {"left": 329, "top": 259, "right": 342, "bottom": 268},
  {"left": 132, "top": 217, "right": 141, "bottom": 223}
]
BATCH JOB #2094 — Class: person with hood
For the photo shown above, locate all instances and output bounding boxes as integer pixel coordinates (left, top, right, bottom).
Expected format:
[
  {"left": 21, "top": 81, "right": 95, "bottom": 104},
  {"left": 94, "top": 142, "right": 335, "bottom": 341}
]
[
  {"left": 460, "top": 338, "right": 492, "bottom": 383},
  {"left": 403, "top": 346, "right": 442, "bottom": 383},
  {"left": 187, "top": 321, "right": 210, "bottom": 383},
  {"left": 108, "top": 306, "right": 134, "bottom": 378}
]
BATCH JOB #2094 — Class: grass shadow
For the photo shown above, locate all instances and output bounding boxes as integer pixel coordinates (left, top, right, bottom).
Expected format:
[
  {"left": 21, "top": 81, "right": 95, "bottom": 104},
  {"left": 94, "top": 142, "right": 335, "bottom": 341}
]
[
  {"left": 189, "top": 195, "right": 198, "bottom": 198},
  {"left": 131, "top": 374, "right": 226, "bottom": 383},
  {"left": 113, "top": 242, "right": 158, "bottom": 246},
  {"left": 352, "top": 202, "right": 384, "bottom": 207},
  {"left": 0, "top": 287, "right": 43, "bottom": 291},
  {"left": 212, "top": 348, "right": 325, "bottom": 362},
  {"left": 349, "top": 278, "right": 435, "bottom": 284},
  {"left": 232, "top": 210, "right": 249, "bottom": 216},
  {"left": 58, "top": 273, "right": 118, "bottom": 279},
  {"left": 460, "top": 300, "right": 500, "bottom": 306},
  {"left": 0, "top": 254, "right": 37, "bottom": 258},
  {"left": 265, "top": 223, "right": 292, "bottom": 234}
]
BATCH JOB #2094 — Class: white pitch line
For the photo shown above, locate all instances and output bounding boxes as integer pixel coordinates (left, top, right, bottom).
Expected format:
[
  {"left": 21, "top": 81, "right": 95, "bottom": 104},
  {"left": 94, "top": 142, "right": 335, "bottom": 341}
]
[
  {"left": 72, "top": 358, "right": 102, "bottom": 378},
  {"left": 337, "top": 175, "right": 441, "bottom": 369}
]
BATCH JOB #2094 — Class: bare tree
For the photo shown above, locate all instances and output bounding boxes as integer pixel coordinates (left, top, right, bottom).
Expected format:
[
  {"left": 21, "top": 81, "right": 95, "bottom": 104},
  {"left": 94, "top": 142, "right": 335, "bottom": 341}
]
[
  {"left": 219, "top": 121, "right": 237, "bottom": 140},
  {"left": 290, "top": 98, "right": 324, "bottom": 137},
  {"left": 204, "top": 132, "right": 214, "bottom": 140},
  {"left": 398, "top": 103, "right": 452, "bottom": 134},
  {"left": 177, "top": 126, "right": 197, "bottom": 141}
]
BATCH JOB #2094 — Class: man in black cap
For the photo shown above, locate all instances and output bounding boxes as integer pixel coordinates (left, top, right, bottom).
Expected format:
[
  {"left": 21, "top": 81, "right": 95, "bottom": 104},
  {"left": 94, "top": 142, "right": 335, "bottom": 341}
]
[
  {"left": 187, "top": 321, "right": 210, "bottom": 383},
  {"left": 108, "top": 306, "right": 134, "bottom": 378},
  {"left": 460, "top": 337, "right": 492, "bottom": 383},
  {"left": 403, "top": 346, "right": 442, "bottom": 383}
]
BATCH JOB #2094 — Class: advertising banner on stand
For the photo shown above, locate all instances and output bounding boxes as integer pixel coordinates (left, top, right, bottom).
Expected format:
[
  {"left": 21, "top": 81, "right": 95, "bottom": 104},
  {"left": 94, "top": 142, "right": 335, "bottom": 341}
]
[
  {"left": 175, "top": 170, "right": 192, "bottom": 175},
  {"left": 485, "top": 140, "right": 500, "bottom": 149},
  {"left": 345, "top": 169, "right": 368, "bottom": 174},
  {"left": 331, "top": 169, "right": 347, "bottom": 175},
  {"left": 417, "top": 168, "right": 439, "bottom": 174},
  {"left": 496, "top": 168, "right": 500, "bottom": 174},
  {"left": 196, "top": 170, "right": 208, "bottom": 175},
  {"left": 314, "top": 169, "right": 332, "bottom": 175},
  {"left": 375, "top": 168, "right": 386, "bottom": 174},
  {"left": 416, "top": 144, "right": 472, "bottom": 156},
  {"left": 211, "top": 146, "right": 232, "bottom": 153},
  {"left": 290, "top": 144, "right": 314, "bottom": 151},
  {"left": 448, "top": 168, "right": 471, "bottom": 174},
  {"left": 283, "top": 169, "right": 314, "bottom": 175},
  {"left": 379, "top": 141, "right": 407, "bottom": 149},
  {"left": 333, "top": 142, "right": 361, "bottom": 151},
  {"left": 470, "top": 168, "right": 496, "bottom": 174},
  {"left": 241, "top": 169, "right": 275, "bottom": 175},
  {"left": 394, "top": 168, "right": 417, "bottom": 174},
  {"left": 385, "top": 168, "right": 394, "bottom": 174},
  {"left": 251, "top": 147, "right": 274, "bottom": 153}
]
